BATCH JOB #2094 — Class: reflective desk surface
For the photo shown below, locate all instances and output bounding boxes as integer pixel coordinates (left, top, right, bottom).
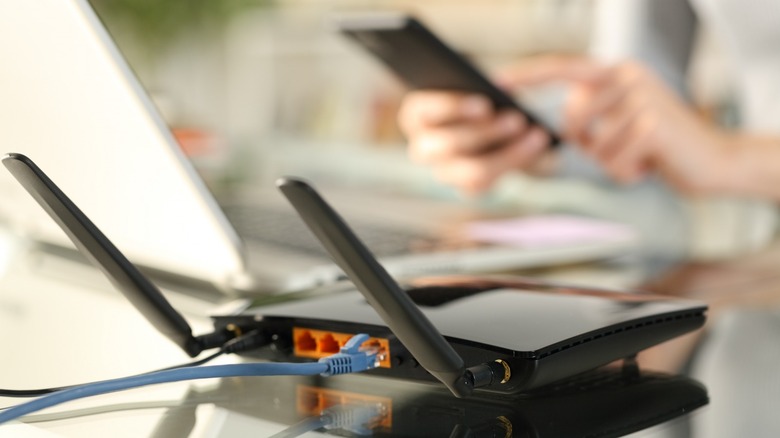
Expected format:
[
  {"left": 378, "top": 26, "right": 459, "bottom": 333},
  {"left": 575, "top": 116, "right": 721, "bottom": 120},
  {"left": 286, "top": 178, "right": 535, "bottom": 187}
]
[{"left": 2, "top": 235, "right": 780, "bottom": 437}]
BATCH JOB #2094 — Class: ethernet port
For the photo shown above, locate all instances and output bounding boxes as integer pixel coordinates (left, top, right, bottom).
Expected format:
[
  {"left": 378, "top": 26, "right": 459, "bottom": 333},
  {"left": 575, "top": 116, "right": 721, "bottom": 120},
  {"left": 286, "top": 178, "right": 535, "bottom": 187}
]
[
  {"left": 296, "top": 331, "right": 317, "bottom": 352},
  {"left": 364, "top": 339, "right": 382, "bottom": 350},
  {"left": 319, "top": 334, "right": 340, "bottom": 354},
  {"left": 365, "top": 339, "right": 383, "bottom": 353}
]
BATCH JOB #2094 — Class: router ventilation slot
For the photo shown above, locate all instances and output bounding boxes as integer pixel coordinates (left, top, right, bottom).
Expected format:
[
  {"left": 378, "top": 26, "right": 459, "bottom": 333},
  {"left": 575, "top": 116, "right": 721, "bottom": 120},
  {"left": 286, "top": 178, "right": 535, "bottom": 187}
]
[{"left": 537, "top": 310, "right": 704, "bottom": 359}]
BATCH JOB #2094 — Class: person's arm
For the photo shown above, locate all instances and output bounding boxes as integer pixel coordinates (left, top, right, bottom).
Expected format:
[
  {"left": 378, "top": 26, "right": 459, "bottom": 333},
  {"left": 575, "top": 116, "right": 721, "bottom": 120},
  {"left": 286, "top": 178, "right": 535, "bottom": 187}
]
[
  {"left": 498, "top": 56, "right": 780, "bottom": 200},
  {"left": 718, "top": 135, "right": 780, "bottom": 200}
]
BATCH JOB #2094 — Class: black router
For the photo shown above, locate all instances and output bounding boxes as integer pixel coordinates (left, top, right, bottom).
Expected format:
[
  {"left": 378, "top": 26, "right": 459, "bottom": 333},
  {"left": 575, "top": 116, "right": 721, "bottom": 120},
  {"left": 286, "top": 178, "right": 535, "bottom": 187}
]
[{"left": 3, "top": 153, "right": 707, "bottom": 398}]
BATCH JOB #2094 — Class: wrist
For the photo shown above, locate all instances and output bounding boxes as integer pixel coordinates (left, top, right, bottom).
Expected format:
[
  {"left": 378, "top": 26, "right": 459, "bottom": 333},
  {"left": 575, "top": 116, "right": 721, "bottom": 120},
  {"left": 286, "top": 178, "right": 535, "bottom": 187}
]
[
  {"left": 710, "top": 132, "right": 747, "bottom": 194},
  {"left": 714, "top": 132, "right": 780, "bottom": 199}
]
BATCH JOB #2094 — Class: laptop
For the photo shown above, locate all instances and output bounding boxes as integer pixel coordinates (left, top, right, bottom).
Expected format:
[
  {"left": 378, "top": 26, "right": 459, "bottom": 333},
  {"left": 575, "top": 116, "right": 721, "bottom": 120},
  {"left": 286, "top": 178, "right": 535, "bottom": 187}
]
[{"left": 0, "top": 0, "right": 638, "bottom": 295}]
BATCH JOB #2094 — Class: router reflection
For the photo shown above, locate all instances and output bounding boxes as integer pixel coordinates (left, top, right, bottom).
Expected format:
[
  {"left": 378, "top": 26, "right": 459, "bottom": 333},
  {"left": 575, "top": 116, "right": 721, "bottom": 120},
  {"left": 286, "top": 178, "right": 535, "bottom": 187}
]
[{"left": 148, "top": 362, "right": 707, "bottom": 438}]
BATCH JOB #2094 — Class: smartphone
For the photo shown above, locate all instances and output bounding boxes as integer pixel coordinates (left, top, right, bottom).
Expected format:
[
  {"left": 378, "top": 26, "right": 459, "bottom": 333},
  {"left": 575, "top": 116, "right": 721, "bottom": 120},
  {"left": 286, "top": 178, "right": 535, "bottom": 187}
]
[{"left": 335, "top": 12, "right": 561, "bottom": 147}]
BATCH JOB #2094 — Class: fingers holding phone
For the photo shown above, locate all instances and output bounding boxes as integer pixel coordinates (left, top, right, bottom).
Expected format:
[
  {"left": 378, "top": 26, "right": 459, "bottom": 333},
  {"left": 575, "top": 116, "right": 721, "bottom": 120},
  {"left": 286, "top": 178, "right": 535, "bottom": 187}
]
[
  {"left": 399, "top": 91, "right": 552, "bottom": 194},
  {"left": 336, "top": 13, "right": 558, "bottom": 192},
  {"left": 398, "top": 91, "right": 492, "bottom": 133}
]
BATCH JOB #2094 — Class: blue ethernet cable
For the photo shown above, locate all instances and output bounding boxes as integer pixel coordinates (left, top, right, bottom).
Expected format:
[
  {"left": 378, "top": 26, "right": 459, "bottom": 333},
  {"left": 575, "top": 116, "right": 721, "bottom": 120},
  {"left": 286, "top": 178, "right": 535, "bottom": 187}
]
[{"left": 0, "top": 334, "right": 378, "bottom": 425}]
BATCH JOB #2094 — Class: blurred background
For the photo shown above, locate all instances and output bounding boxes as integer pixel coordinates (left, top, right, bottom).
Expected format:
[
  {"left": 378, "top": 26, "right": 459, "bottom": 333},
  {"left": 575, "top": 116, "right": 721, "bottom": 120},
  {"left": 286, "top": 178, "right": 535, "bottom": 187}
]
[
  {"left": 87, "top": 0, "right": 775, "bottom": 261},
  {"left": 88, "top": 0, "right": 591, "bottom": 193}
]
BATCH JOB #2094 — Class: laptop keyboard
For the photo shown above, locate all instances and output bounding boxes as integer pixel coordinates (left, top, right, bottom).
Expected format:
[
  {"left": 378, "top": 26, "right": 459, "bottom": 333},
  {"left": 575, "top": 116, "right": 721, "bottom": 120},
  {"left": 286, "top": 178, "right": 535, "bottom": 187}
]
[{"left": 222, "top": 204, "right": 435, "bottom": 258}]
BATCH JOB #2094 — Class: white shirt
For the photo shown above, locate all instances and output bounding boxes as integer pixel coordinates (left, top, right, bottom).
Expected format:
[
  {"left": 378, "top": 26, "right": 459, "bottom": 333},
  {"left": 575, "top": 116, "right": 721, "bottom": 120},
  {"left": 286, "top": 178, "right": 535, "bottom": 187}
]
[
  {"left": 692, "top": 0, "right": 780, "bottom": 132},
  {"left": 592, "top": 0, "right": 780, "bottom": 133}
]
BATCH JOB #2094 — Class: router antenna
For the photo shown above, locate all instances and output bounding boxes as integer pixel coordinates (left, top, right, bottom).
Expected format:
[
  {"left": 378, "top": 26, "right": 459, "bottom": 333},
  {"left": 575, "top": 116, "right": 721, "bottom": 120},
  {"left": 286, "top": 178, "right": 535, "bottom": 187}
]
[
  {"left": 278, "top": 177, "right": 494, "bottom": 398},
  {"left": 2, "top": 153, "right": 208, "bottom": 357}
]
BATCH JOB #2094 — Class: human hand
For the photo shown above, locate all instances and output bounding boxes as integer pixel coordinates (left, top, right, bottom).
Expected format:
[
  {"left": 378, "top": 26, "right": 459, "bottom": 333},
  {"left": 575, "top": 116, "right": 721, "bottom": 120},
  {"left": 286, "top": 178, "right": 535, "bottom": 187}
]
[
  {"left": 397, "top": 91, "right": 552, "bottom": 194},
  {"left": 497, "top": 56, "right": 733, "bottom": 194}
]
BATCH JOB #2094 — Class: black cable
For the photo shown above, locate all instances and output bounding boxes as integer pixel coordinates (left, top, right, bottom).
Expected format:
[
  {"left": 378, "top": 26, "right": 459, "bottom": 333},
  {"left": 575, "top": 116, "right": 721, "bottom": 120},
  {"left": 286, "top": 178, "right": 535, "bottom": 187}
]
[{"left": 0, "top": 329, "right": 267, "bottom": 398}]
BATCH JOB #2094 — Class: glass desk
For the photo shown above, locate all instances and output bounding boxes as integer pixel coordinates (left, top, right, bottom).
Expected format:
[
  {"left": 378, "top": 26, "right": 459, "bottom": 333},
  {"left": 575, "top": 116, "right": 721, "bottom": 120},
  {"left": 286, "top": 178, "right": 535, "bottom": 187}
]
[{"left": 3, "top": 239, "right": 780, "bottom": 436}]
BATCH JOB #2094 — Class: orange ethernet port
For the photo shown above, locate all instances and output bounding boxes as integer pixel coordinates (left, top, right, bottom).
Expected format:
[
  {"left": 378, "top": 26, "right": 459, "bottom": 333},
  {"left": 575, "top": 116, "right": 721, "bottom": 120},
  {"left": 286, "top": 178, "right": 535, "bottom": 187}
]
[
  {"left": 319, "top": 333, "right": 340, "bottom": 354},
  {"left": 295, "top": 330, "right": 317, "bottom": 352},
  {"left": 292, "top": 327, "right": 392, "bottom": 368}
]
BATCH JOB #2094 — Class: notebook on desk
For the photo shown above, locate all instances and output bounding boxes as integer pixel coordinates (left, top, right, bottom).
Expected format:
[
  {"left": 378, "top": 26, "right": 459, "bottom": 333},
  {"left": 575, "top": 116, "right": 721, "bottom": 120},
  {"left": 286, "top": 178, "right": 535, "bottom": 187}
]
[{"left": 0, "top": 0, "right": 638, "bottom": 294}]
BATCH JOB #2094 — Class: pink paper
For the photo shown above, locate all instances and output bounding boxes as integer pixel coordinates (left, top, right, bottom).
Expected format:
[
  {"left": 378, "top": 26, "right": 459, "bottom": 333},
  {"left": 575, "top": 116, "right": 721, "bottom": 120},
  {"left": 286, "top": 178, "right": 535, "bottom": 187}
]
[{"left": 466, "top": 215, "right": 635, "bottom": 247}]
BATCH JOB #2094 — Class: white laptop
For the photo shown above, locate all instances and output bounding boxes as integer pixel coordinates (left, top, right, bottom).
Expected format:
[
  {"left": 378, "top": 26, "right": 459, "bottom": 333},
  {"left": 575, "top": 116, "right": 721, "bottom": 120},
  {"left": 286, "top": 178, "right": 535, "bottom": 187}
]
[{"left": 0, "top": 0, "right": 638, "bottom": 294}]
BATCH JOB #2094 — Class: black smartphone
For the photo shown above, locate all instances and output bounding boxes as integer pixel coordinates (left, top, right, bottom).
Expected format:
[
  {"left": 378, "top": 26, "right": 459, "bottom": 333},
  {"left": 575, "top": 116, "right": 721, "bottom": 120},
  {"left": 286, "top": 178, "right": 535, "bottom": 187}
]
[{"left": 335, "top": 12, "right": 561, "bottom": 147}]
